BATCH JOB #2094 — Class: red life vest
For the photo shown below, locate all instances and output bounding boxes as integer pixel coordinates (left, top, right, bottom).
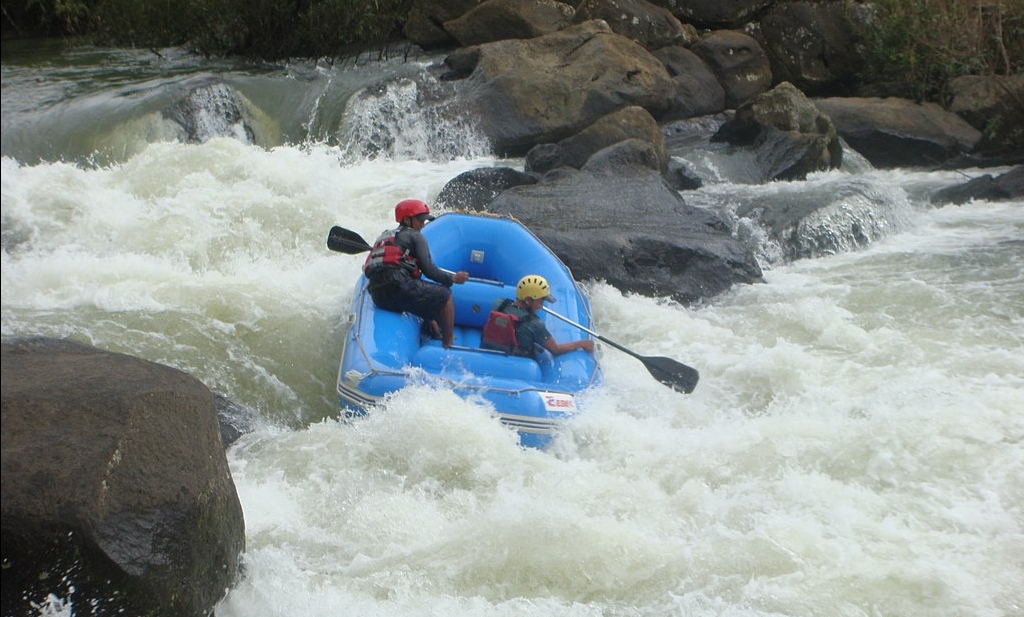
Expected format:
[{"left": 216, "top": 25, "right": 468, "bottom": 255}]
[
  {"left": 363, "top": 228, "right": 420, "bottom": 278},
  {"left": 481, "top": 300, "right": 522, "bottom": 354}
]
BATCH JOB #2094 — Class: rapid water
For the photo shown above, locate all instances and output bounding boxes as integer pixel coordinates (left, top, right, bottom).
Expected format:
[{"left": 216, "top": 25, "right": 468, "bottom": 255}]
[{"left": 2, "top": 44, "right": 1022, "bottom": 617}]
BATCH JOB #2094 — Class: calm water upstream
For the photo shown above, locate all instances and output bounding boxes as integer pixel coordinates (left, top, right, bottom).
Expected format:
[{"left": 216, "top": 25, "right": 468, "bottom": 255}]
[{"left": 2, "top": 43, "right": 1022, "bottom": 617}]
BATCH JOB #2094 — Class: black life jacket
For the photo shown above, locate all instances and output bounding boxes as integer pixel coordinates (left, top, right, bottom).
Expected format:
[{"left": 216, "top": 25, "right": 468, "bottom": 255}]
[
  {"left": 363, "top": 228, "right": 420, "bottom": 278},
  {"left": 481, "top": 300, "right": 530, "bottom": 355}
]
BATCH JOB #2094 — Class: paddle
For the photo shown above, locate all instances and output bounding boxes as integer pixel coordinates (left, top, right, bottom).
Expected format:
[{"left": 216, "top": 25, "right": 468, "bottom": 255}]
[
  {"left": 327, "top": 225, "right": 372, "bottom": 254},
  {"left": 542, "top": 307, "right": 700, "bottom": 394}
]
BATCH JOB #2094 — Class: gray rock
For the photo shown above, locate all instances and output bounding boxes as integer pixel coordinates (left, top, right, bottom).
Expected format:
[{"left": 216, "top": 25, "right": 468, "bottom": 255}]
[
  {"left": 692, "top": 30, "right": 773, "bottom": 109},
  {"left": 667, "top": 0, "right": 774, "bottom": 28},
  {"left": 444, "top": 0, "right": 574, "bottom": 46},
  {"left": 404, "top": 0, "right": 485, "bottom": 48},
  {"left": 814, "top": 96, "right": 983, "bottom": 168},
  {"left": 214, "top": 392, "right": 260, "bottom": 448},
  {"left": 481, "top": 143, "right": 763, "bottom": 303},
  {"left": 661, "top": 113, "right": 731, "bottom": 150},
  {"left": 946, "top": 74, "right": 1024, "bottom": 155},
  {"left": 574, "top": 0, "right": 695, "bottom": 50},
  {"left": 436, "top": 166, "right": 539, "bottom": 210},
  {"left": 931, "top": 165, "right": 1024, "bottom": 205},
  {"left": 1, "top": 337, "right": 245, "bottom": 617},
  {"left": 713, "top": 81, "right": 841, "bottom": 181},
  {"left": 443, "top": 20, "right": 675, "bottom": 155},
  {"left": 653, "top": 45, "right": 727, "bottom": 121},
  {"left": 753, "top": 0, "right": 863, "bottom": 96},
  {"left": 665, "top": 157, "right": 703, "bottom": 190},
  {"left": 525, "top": 105, "right": 668, "bottom": 174}
]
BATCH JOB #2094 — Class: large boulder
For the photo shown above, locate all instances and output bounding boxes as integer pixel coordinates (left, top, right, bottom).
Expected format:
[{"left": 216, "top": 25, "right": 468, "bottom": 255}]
[
  {"left": 653, "top": 45, "right": 727, "bottom": 121},
  {"left": 1, "top": 337, "right": 245, "bottom": 617},
  {"left": 946, "top": 74, "right": 1024, "bottom": 158},
  {"left": 524, "top": 105, "right": 668, "bottom": 174},
  {"left": 713, "top": 81, "right": 842, "bottom": 181},
  {"left": 665, "top": 0, "right": 774, "bottom": 29},
  {"left": 573, "top": 0, "right": 696, "bottom": 50},
  {"left": 691, "top": 30, "right": 773, "bottom": 109},
  {"left": 931, "top": 165, "right": 1024, "bottom": 205},
  {"left": 442, "top": 20, "right": 675, "bottom": 155},
  {"left": 752, "top": 0, "right": 864, "bottom": 96},
  {"left": 448, "top": 139, "right": 764, "bottom": 303},
  {"left": 814, "top": 96, "right": 983, "bottom": 168},
  {"left": 404, "top": 0, "right": 484, "bottom": 48},
  {"left": 436, "top": 166, "right": 540, "bottom": 208},
  {"left": 444, "top": 0, "right": 574, "bottom": 46}
]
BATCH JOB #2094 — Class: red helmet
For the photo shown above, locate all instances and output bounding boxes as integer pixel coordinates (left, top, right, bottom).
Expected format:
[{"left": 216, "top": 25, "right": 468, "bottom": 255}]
[{"left": 394, "top": 199, "right": 433, "bottom": 223}]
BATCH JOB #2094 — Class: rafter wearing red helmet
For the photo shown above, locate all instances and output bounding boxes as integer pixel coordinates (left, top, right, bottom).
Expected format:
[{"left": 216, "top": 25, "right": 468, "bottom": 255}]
[{"left": 363, "top": 199, "right": 469, "bottom": 347}]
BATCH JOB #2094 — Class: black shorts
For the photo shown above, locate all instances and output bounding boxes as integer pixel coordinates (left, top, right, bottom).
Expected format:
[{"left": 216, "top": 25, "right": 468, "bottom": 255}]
[{"left": 368, "top": 275, "right": 451, "bottom": 322}]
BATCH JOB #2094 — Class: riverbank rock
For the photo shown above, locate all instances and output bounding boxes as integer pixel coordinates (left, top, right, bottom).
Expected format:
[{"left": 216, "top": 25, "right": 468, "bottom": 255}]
[
  {"left": 751, "top": 1, "right": 865, "bottom": 96},
  {"left": 713, "top": 81, "right": 841, "bottom": 181},
  {"left": 946, "top": 74, "right": 1024, "bottom": 158},
  {"left": 442, "top": 20, "right": 675, "bottom": 155},
  {"left": 397, "top": 0, "right": 996, "bottom": 176},
  {"left": 573, "top": 0, "right": 695, "bottom": 50},
  {"left": 653, "top": 45, "right": 727, "bottom": 121},
  {"left": 691, "top": 30, "right": 773, "bottom": 109},
  {"left": 1, "top": 337, "right": 245, "bottom": 617},
  {"left": 672, "top": 0, "right": 773, "bottom": 28},
  {"left": 404, "top": 0, "right": 484, "bottom": 49},
  {"left": 436, "top": 166, "right": 540, "bottom": 207},
  {"left": 444, "top": 0, "right": 574, "bottom": 46},
  {"left": 930, "top": 165, "right": 1024, "bottom": 205},
  {"left": 524, "top": 105, "right": 668, "bottom": 174},
  {"left": 813, "top": 96, "right": 983, "bottom": 168}
]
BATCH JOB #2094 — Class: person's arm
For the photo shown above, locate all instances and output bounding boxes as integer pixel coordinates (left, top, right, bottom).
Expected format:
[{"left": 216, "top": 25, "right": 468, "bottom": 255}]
[
  {"left": 530, "top": 321, "right": 593, "bottom": 356},
  {"left": 409, "top": 232, "right": 467, "bottom": 285},
  {"left": 542, "top": 336, "right": 594, "bottom": 356}
]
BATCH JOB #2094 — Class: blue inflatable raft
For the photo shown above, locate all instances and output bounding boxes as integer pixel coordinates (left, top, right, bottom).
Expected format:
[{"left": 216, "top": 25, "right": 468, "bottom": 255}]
[{"left": 335, "top": 212, "right": 603, "bottom": 448}]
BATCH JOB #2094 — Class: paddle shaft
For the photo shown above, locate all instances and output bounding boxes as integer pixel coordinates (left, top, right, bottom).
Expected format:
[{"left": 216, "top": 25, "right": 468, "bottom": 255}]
[
  {"left": 542, "top": 306, "right": 699, "bottom": 394},
  {"left": 542, "top": 307, "right": 635, "bottom": 358}
]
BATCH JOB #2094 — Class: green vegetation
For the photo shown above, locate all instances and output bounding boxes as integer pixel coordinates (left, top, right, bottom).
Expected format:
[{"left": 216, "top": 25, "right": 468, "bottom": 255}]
[
  {"left": 859, "top": 0, "right": 1023, "bottom": 101},
  {"left": 2, "top": 0, "right": 414, "bottom": 58}
]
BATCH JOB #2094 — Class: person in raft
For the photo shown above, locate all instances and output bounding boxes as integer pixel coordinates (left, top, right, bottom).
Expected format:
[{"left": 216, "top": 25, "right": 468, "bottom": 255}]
[
  {"left": 363, "top": 199, "right": 469, "bottom": 348},
  {"left": 480, "top": 274, "right": 595, "bottom": 359}
]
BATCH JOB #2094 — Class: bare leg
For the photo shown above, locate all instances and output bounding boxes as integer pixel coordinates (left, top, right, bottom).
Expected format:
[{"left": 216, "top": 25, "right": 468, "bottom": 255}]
[
  {"left": 440, "top": 297, "right": 456, "bottom": 348},
  {"left": 420, "top": 319, "right": 441, "bottom": 339}
]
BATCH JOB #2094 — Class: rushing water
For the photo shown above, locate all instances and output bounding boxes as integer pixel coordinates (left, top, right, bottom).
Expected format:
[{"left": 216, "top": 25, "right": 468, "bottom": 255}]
[{"left": 2, "top": 44, "right": 1022, "bottom": 617}]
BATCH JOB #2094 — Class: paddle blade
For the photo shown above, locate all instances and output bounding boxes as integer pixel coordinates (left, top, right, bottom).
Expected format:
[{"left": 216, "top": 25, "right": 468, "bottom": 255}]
[
  {"left": 640, "top": 355, "right": 700, "bottom": 394},
  {"left": 327, "top": 226, "right": 372, "bottom": 254}
]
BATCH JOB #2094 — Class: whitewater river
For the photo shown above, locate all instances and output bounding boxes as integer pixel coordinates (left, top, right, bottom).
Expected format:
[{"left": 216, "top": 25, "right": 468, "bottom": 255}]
[{"left": 2, "top": 44, "right": 1022, "bottom": 617}]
